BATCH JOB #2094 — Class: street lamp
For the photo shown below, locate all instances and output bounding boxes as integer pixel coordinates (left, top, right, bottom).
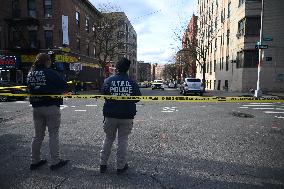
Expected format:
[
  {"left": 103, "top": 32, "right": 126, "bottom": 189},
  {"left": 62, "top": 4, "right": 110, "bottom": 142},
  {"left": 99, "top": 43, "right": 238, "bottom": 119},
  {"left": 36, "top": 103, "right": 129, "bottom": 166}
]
[{"left": 254, "top": 0, "right": 264, "bottom": 97}]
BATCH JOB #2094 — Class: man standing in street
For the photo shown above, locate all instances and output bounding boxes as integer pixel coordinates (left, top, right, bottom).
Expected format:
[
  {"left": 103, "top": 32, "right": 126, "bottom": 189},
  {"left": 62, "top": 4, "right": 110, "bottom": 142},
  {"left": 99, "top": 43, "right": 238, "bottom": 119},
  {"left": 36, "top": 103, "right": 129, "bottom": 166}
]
[{"left": 100, "top": 58, "right": 141, "bottom": 174}]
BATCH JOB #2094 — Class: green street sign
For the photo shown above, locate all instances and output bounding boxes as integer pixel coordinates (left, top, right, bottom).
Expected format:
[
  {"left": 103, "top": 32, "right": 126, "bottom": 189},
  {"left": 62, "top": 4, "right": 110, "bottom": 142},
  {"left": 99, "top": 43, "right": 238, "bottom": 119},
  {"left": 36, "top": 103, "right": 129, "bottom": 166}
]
[{"left": 263, "top": 37, "right": 273, "bottom": 41}]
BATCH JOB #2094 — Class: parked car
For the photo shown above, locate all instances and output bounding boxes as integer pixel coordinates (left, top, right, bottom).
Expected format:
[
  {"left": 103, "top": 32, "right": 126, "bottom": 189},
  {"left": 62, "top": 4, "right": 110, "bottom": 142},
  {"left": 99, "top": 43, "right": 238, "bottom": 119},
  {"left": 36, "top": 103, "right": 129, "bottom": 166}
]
[
  {"left": 179, "top": 78, "right": 203, "bottom": 96},
  {"left": 151, "top": 80, "right": 164, "bottom": 90},
  {"left": 0, "top": 81, "right": 28, "bottom": 101}
]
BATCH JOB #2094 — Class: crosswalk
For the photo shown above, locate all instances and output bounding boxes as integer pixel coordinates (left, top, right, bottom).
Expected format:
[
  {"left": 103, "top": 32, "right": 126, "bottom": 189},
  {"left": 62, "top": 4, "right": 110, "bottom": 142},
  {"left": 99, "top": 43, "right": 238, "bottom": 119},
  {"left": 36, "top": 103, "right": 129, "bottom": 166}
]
[{"left": 239, "top": 103, "right": 284, "bottom": 119}]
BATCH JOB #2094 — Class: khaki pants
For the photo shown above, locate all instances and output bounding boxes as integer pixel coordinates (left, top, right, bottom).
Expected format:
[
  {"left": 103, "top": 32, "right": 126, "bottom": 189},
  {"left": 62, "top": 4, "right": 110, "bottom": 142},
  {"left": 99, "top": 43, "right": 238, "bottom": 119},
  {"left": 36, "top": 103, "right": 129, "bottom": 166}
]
[
  {"left": 31, "top": 105, "right": 61, "bottom": 165},
  {"left": 100, "top": 117, "right": 133, "bottom": 169}
]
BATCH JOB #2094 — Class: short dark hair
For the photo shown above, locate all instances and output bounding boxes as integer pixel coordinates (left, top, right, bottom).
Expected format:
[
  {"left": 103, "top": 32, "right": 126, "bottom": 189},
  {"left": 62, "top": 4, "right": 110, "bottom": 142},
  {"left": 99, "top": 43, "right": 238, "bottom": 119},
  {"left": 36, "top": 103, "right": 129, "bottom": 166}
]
[{"left": 116, "top": 58, "right": 131, "bottom": 73}]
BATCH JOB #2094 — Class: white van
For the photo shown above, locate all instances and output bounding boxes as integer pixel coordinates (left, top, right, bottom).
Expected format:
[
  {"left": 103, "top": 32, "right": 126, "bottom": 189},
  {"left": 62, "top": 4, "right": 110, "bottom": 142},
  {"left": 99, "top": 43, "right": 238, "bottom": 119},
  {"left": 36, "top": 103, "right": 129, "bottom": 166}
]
[{"left": 179, "top": 78, "right": 203, "bottom": 96}]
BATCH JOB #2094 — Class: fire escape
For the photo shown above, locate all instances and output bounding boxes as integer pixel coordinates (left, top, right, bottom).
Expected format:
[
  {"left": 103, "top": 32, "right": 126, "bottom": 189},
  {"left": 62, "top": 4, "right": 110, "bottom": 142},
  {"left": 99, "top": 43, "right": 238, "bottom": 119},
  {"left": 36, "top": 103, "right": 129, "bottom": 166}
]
[{"left": 4, "top": 5, "right": 40, "bottom": 53}]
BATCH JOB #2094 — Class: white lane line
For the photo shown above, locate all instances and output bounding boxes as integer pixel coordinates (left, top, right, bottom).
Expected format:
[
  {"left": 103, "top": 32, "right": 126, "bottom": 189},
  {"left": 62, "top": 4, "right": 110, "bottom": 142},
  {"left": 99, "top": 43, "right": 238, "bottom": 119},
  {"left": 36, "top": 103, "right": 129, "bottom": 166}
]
[
  {"left": 60, "top": 105, "right": 68, "bottom": 110},
  {"left": 276, "top": 108, "right": 284, "bottom": 110},
  {"left": 275, "top": 116, "right": 284, "bottom": 119},
  {"left": 161, "top": 110, "right": 174, "bottom": 113},
  {"left": 86, "top": 105, "right": 97, "bottom": 107},
  {"left": 71, "top": 106, "right": 76, "bottom": 108},
  {"left": 264, "top": 111, "right": 284, "bottom": 114},
  {"left": 245, "top": 105, "right": 275, "bottom": 107},
  {"left": 239, "top": 107, "right": 248, "bottom": 109},
  {"left": 14, "top": 101, "right": 28, "bottom": 103},
  {"left": 75, "top": 110, "right": 87, "bottom": 112},
  {"left": 252, "top": 108, "right": 275, "bottom": 110},
  {"left": 249, "top": 103, "right": 274, "bottom": 105}
]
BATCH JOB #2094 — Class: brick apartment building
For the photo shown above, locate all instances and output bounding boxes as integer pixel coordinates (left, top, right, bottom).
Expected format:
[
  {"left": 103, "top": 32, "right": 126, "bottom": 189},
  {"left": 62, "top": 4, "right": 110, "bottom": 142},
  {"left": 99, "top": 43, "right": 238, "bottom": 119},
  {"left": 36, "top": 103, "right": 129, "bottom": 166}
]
[
  {"left": 182, "top": 14, "right": 198, "bottom": 78},
  {"left": 0, "top": 0, "right": 102, "bottom": 87}
]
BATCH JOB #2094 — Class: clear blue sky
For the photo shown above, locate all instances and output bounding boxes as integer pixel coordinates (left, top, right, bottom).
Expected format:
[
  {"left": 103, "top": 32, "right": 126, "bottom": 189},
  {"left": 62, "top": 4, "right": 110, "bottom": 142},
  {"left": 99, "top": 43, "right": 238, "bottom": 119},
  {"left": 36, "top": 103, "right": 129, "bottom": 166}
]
[{"left": 90, "top": 0, "right": 197, "bottom": 64}]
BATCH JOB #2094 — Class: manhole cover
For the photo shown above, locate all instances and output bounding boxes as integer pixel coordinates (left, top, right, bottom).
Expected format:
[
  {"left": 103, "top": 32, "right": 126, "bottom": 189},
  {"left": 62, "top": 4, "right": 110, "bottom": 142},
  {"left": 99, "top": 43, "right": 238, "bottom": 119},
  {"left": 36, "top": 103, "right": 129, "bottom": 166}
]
[{"left": 231, "top": 112, "right": 254, "bottom": 118}]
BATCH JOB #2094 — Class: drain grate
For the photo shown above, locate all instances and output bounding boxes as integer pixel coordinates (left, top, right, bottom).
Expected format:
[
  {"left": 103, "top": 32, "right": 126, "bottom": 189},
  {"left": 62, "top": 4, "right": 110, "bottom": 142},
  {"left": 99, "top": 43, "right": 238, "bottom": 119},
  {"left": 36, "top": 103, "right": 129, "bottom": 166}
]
[{"left": 231, "top": 112, "right": 254, "bottom": 118}]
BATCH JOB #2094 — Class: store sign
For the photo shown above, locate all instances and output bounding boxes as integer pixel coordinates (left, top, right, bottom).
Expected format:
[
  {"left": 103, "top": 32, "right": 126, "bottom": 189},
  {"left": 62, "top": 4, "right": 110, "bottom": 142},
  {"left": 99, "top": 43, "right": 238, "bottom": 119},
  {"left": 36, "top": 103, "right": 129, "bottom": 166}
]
[
  {"left": 62, "top": 15, "right": 69, "bottom": 45},
  {"left": 69, "top": 63, "right": 82, "bottom": 71},
  {"left": 0, "top": 56, "right": 17, "bottom": 69},
  {"left": 21, "top": 55, "right": 36, "bottom": 63},
  {"left": 55, "top": 55, "right": 78, "bottom": 63}
]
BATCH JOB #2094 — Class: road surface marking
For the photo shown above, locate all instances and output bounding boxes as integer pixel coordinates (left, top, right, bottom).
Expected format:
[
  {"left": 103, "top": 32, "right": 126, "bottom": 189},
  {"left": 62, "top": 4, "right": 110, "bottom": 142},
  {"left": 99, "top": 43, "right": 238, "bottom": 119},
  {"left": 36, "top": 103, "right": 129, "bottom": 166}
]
[
  {"left": 239, "top": 107, "right": 248, "bottom": 109},
  {"left": 86, "top": 105, "right": 97, "bottom": 107},
  {"left": 275, "top": 116, "right": 284, "bottom": 119},
  {"left": 71, "top": 106, "right": 76, "bottom": 108},
  {"left": 264, "top": 111, "right": 284, "bottom": 114},
  {"left": 60, "top": 105, "right": 68, "bottom": 110},
  {"left": 245, "top": 104, "right": 275, "bottom": 107},
  {"left": 162, "top": 107, "right": 178, "bottom": 113},
  {"left": 249, "top": 103, "right": 274, "bottom": 104},
  {"left": 252, "top": 108, "right": 275, "bottom": 110},
  {"left": 75, "top": 110, "right": 87, "bottom": 112},
  {"left": 161, "top": 110, "right": 174, "bottom": 113},
  {"left": 14, "top": 101, "right": 28, "bottom": 103}
]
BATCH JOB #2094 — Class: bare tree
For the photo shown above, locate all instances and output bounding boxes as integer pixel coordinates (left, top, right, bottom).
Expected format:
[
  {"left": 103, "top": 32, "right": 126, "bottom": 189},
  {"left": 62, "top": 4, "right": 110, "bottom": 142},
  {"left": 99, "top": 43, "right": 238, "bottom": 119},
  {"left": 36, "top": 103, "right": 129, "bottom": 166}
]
[
  {"left": 174, "top": 14, "right": 222, "bottom": 92},
  {"left": 162, "top": 63, "right": 178, "bottom": 81},
  {"left": 93, "top": 4, "right": 125, "bottom": 83}
]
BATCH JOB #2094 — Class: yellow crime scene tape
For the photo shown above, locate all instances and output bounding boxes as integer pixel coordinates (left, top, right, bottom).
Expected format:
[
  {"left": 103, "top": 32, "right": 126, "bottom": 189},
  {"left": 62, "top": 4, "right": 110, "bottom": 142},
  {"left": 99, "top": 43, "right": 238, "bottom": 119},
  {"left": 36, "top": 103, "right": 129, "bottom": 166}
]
[{"left": 0, "top": 93, "right": 284, "bottom": 103}]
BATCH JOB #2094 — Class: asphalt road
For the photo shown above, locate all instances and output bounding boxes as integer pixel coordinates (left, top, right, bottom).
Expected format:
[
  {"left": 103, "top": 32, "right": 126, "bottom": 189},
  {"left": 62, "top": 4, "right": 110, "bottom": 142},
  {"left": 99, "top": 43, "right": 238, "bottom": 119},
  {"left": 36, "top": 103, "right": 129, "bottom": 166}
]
[{"left": 0, "top": 88, "right": 283, "bottom": 189}]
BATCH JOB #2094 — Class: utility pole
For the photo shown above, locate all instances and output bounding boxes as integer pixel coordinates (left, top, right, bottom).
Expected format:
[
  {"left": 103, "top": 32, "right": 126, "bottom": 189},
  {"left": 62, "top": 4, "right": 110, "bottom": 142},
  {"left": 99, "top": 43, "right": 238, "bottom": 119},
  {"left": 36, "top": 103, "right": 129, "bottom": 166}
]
[{"left": 254, "top": 0, "right": 264, "bottom": 97}]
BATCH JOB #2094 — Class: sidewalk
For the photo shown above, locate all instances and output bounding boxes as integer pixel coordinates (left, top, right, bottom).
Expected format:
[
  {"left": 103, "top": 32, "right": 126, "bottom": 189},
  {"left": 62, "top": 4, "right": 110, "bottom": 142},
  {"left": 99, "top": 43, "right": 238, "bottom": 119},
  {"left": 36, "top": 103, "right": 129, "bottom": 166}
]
[{"left": 204, "top": 90, "right": 284, "bottom": 98}]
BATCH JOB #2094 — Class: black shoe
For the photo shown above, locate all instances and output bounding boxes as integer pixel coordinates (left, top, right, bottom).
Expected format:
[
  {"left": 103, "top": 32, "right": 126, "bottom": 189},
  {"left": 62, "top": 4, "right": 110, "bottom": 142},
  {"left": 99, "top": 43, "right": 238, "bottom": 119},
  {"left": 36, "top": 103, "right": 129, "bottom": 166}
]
[
  {"left": 100, "top": 165, "right": 107, "bottom": 173},
  {"left": 30, "top": 159, "right": 47, "bottom": 170},
  {"left": 117, "top": 164, "right": 128, "bottom": 175},
  {"left": 50, "top": 159, "right": 69, "bottom": 170}
]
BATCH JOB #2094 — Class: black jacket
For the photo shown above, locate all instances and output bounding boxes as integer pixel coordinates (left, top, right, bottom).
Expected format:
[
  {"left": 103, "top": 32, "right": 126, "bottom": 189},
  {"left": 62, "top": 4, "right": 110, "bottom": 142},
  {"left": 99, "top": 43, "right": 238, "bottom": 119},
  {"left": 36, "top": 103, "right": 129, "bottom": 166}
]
[
  {"left": 27, "top": 67, "right": 68, "bottom": 107},
  {"left": 102, "top": 73, "right": 141, "bottom": 119}
]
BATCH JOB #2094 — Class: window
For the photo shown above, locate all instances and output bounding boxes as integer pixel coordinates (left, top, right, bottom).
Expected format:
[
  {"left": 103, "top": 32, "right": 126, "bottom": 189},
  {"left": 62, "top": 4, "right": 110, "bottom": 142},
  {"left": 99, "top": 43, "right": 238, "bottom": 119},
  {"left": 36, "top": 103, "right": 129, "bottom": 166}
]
[
  {"left": 239, "top": 0, "right": 245, "bottom": 7},
  {"left": 44, "top": 30, "right": 53, "bottom": 49},
  {"left": 236, "top": 50, "right": 258, "bottom": 68},
  {"left": 85, "top": 18, "right": 89, "bottom": 32},
  {"left": 76, "top": 38, "right": 80, "bottom": 52},
  {"left": 215, "top": 38, "right": 217, "bottom": 50},
  {"left": 238, "top": 18, "right": 245, "bottom": 36},
  {"left": 244, "top": 50, "right": 258, "bottom": 68},
  {"left": 28, "top": 30, "right": 37, "bottom": 49},
  {"left": 226, "top": 56, "right": 229, "bottom": 71},
  {"left": 86, "top": 43, "right": 90, "bottom": 56},
  {"left": 227, "top": 29, "right": 230, "bottom": 45},
  {"left": 118, "top": 42, "right": 125, "bottom": 50},
  {"left": 0, "top": 31, "right": 2, "bottom": 49},
  {"left": 13, "top": 31, "right": 21, "bottom": 47},
  {"left": 245, "top": 17, "right": 261, "bottom": 36},
  {"left": 214, "top": 80, "right": 216, "bottom": 89},
  {"left": 28, "top": 0, "right": 36, "bottom": 18},
  {"left": 228, "top": 2, "right": 231, "bottom": 18},
  {"left": 224, "top": 80, "right": 228, "bottom": 90},
  {"left": 222, "top": 57, "right": 224, "bottom": 70},
  {"left": 12, "top": 0, "right": 20, "bottom": 18},
  {"left": 209, "top": 61, "right": 212, "bottom": 75},
  {"left": 236, "top": 51, "right": 243, "bottom": 68},
  {"left": 76, "top": 12, "right": 80, "bottom": 28},
  {"left": 43, "top": 0, "right": 52, "bottom": 18},
  {"left": 214, "top": 60, "right": 216, "bottom": 72}
]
